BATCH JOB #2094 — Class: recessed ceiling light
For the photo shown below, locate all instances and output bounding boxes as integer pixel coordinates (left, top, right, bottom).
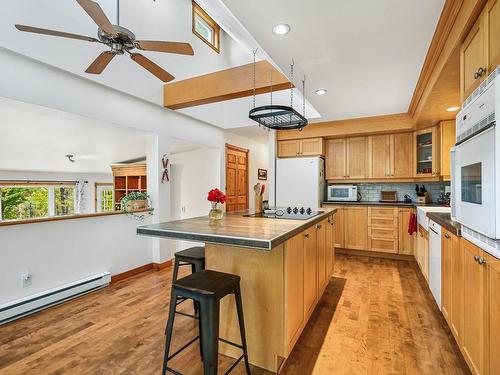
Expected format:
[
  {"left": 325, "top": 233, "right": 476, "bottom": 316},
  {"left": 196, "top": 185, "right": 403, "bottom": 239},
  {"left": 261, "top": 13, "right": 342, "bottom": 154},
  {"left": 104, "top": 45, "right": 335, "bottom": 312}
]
[
  {"left": 272, "top": 24, "right": 290, "bottom": 35},
  {"left": 446, "top": 106, "right": 460, "bottom": 112},
  {"left": 315, "top": 89, "right": 327, "bottom": 96}
]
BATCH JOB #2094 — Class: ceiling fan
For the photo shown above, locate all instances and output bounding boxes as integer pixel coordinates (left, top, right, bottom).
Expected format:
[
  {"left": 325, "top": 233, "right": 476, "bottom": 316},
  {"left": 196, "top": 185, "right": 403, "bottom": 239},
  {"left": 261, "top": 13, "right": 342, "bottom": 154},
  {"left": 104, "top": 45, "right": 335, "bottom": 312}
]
[{"left": 15, "top": 0, "right": 194, "bottom": 82}]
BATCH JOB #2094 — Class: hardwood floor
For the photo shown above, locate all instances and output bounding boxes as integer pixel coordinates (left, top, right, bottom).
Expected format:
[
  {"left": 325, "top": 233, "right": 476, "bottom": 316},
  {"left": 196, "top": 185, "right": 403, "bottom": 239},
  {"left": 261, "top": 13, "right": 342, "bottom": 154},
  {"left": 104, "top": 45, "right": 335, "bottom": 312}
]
[{"left": 0, "top": 254, "right": 470, "bottom": 374}]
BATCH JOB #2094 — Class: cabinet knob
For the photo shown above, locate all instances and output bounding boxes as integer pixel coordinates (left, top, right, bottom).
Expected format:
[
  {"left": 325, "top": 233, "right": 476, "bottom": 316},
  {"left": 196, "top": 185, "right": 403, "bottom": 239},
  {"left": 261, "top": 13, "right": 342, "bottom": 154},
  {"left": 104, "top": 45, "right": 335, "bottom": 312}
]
[
  {"left": 444, "top": 233, "right": 451, "bottom": 239},
  {"left": 304, "top": 233, "right": 310, "bottom": 238},
  {"left": 316, "top": 224, "right": 322, "bottom": 229},
  {"left": 478, "top": 257, "right": 487, "bottom": 265},
  {"left": 474, "top": 67, "right": 486, "bottom": 80},
  {"left": 474, "top": 255, "right": 480, "bottom": 262}
]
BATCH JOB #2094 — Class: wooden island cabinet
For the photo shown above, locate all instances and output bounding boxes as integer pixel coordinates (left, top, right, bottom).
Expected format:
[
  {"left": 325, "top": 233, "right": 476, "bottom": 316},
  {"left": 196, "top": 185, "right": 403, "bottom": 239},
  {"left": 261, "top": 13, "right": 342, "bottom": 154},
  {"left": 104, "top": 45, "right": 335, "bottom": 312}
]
[{"left": 137, "top": 209, "right": 336, "bottom": 372}]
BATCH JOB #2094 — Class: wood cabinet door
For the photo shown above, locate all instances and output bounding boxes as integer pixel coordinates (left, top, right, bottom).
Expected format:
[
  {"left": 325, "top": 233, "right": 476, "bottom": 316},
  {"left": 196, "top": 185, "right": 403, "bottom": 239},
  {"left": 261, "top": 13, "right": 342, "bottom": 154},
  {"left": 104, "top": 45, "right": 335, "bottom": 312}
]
[
  {"left": 440, "top": 120, "right": 456, "bottom": 180},
  {"left": 333, "top": 207, "right": 344, "bottom": 248},
  {"left": 303, "top": 227, "right": 318, "bottom": 319},
  {"left": 398, "top": 208, "right": 415, "bottom": 255},
  {"left": 461, "top": 14, "right": 487, "bottom": 99},
  {"left": 285, "top": 233, "right": 305, "bottom": 351},
  {"left": 414, "top": 127, "right": 440, "bottom": 177},
  {"left": 368, "top": 135, "right": 391, "bottom": 178},
  {"left": 392, "top": 133, "right": 413, "bottom": 178},
  {"left": 451, "top": 234, "right": 464, "bottom": 344},
  {"left": 441, "top": 229, "right": 453, "bottom": 325},
  {"left": 344, "top": 206, "right": 368, "bottom": 250},
  {"left": 278, "top": 140, "right": 300, "bottom": 157},
  {"left": 486, "top": 0, "right": 500, "bottom": 75},
  {"left": 301, "top": 138, "right": 324, "bottom": 156},
  {"left": 326, "top": 139, "right": 346, "bottom": 179},
  {"left": 462, "top": 239, "right": 486, "bottom": 375},
  {"left": 316, "top": 220, "right": 327, "bottom": 294},
  {"left": 422, "top": 229, "right": 429, "bottom": 281},
  {"left": 416, "top": 225, "right": 426, "bottom": 274},
  {"left": 346, "top": 137, "right": 368, "bottom": 179},
  {"left": 325, "top": 215, "right": 334, "bottom": 277},
  {"left": 484, "top": 251, "right": 500, "bottom": 375}
]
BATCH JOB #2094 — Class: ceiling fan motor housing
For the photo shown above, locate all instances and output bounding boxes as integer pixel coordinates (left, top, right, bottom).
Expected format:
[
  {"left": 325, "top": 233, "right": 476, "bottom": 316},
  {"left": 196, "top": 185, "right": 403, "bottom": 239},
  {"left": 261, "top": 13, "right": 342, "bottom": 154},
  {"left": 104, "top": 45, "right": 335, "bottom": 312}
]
[{"left": 97, "top": 25, "right": 136, "bottom": 52}]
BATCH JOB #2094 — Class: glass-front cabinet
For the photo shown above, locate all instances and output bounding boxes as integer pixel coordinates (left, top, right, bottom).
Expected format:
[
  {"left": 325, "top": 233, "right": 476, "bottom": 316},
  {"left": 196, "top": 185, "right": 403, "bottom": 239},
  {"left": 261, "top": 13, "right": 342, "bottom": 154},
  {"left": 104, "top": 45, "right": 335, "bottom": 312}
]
[{"left": 414, "top": 127, "right": 439, "bottom": 177}]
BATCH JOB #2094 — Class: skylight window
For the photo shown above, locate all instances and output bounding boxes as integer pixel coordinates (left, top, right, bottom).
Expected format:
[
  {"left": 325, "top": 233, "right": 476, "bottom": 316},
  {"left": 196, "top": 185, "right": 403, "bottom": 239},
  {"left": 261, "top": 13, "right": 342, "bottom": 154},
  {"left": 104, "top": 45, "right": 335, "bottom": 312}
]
[{"left": 192, "top": 1, "right": 220, "bottom": 53}]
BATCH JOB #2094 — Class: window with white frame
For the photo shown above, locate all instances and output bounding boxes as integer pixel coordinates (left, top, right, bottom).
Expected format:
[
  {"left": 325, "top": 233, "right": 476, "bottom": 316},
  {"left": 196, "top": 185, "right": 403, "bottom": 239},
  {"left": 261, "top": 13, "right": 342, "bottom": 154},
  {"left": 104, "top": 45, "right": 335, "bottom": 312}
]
[
  {"left": 0, "top": 183, "right": 77, "bottom": 221},
  {"left": 95, "top": 183, "right": 114, "bottom": 212}
]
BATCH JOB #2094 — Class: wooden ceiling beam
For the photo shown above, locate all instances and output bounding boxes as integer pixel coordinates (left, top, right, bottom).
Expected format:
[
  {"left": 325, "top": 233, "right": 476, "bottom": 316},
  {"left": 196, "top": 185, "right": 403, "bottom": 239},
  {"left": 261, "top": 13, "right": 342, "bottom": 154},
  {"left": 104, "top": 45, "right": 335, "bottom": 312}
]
[{"left": 163, "top": 60, "right": 291, "bottom": 110}]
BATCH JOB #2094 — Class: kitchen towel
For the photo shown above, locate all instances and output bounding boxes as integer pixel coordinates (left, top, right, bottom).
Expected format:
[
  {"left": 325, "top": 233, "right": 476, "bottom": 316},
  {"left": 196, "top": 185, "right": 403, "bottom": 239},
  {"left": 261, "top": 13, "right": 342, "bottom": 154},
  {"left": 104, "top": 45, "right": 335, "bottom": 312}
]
[{"left": 408, "top": 212, "right": 417, "bottom": 235}]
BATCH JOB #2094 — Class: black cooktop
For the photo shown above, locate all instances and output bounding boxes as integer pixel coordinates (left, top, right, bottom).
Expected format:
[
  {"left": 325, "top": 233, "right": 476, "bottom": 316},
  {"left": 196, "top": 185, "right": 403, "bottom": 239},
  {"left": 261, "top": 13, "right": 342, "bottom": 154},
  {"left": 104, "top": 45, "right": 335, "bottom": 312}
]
[{"left": 244, "top": 207, "right": 322, "bottom": 220}]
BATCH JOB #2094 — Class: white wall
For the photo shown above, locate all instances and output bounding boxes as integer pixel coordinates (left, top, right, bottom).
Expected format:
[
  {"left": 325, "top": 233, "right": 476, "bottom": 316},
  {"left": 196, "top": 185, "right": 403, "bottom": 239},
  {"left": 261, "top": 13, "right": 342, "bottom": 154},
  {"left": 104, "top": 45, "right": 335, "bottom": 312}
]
[
  {"left": 0, "top": 170, "right": 113, "bottom": 214},
  {"left": 0, "top": 214, "right": 152, "bottom": 304},
  {"left": 225, "top": 132, "right": 269, "bottom": 209}
]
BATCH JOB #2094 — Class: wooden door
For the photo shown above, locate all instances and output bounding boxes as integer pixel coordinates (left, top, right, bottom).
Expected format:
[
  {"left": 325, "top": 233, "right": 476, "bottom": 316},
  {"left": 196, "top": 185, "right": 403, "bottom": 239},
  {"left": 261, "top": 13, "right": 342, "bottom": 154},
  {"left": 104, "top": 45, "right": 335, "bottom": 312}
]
[
  {"left": 344, "top": 206, "right": 368, "bottom": 250},
  {"left": 462, "top": 239, "right": 486, "bottom": 375},
  {"left": 451, "top": 234, "right": 464, "bottom": 344},
  {"left": 391, "top": 133, "right": 413, "bottom": 178},
  {"left": 316, "top": 220, "right": 327, "bottom": 294},
  {"left": 346, "top": 137, "right": 367, "bottom": 179},
  {"left": 440, "top": 120, "right": 456, "bottom": 180},
  {"left": 398, "top": 208, "right": 415, "bottom": 255},
  {"left": 326, "top": 139, "right": 346, "bottom": 179},
  {"left": 461, "top": 14, "right": 487, "bottom": 99},
  {"left": 226, "top": 145, "right": 248, "bottom": 212},
  {"left": 326, "top": 214, "right": 334, "bottom": 277},
  {"left": 484, "top": 251, "right": 500, "bottom": 375},
  {"left": 285, "top": 233, "right": 304, "bottom": 350},
  {"left": 303, "top": 226, "right": 318, "bottom": 319},
  {"left": 487, "top": 0, "right": 500, "bottom": 74},
  {"left": 441, "top": 229, "right": 453, "bottom": 325},
  {"left": 277, "top": 140, "right": 300, "bottom": 157},
  {"left": 368, "top": 135, "right": 391, "bottom": 178},
  {"left": 300, "top": 138, "right": 324, "bottom": 156}
]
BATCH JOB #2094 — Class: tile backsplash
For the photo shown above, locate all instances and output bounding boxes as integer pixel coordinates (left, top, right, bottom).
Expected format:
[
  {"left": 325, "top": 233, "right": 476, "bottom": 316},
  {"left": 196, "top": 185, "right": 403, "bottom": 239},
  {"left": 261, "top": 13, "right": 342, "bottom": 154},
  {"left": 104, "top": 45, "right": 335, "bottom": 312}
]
[{"left": 356, "top": 182, "right": 450, "bottom": 203}]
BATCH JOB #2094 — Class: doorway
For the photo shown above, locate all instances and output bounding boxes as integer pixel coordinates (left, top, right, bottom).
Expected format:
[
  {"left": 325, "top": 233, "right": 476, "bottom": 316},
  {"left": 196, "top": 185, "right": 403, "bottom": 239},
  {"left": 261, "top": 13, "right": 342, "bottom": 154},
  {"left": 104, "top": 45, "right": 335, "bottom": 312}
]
[{"left": 225, "top": 144, "right": 249, "bottom": 212}]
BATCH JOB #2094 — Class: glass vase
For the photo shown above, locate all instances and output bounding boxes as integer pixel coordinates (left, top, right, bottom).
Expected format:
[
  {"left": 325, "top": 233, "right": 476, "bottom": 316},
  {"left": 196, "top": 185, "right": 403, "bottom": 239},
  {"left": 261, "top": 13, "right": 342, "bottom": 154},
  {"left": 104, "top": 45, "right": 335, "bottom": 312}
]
[{"left": 209, "top": 202, "right": 224, "bottom": 220}]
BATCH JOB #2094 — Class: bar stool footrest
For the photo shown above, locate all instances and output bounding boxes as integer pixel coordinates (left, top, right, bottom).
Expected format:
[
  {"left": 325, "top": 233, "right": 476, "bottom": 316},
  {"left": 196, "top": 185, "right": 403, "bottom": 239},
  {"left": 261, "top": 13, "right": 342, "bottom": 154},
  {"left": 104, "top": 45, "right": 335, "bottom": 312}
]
[
  {"left": 166, "top": 335, "right": 200, "bottom": 362},
  {"left": 224, "top": 354, "right": 245, "bottom": 375},
  {"left": 174, "top": 310, "right": 198, "bottom": 320},
  {"left": 219, "top": 337, "right": 243, "bottom": 350}
]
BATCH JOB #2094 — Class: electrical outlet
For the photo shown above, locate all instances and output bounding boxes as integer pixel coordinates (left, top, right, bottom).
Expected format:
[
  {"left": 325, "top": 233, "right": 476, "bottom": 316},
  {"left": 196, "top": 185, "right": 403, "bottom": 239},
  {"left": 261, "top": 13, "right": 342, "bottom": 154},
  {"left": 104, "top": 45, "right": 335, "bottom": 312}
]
[{"left": 21, "top": 273, "right": 32, "bottom": 288}]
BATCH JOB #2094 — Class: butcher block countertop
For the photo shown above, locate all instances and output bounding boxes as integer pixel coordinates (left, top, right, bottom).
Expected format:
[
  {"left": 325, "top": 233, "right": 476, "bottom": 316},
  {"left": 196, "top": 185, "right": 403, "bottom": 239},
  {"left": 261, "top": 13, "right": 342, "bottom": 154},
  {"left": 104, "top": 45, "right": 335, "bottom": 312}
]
[{"left": 137, "top": 208, "right": 336, "bottom": 250}]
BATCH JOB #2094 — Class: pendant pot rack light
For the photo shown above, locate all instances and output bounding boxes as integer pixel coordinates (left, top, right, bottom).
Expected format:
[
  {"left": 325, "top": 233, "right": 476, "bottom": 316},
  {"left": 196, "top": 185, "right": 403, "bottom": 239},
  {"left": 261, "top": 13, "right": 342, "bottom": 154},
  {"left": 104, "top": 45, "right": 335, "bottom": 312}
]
[{"left": 248, "top": 51, "right": 308, "bottom": 131}]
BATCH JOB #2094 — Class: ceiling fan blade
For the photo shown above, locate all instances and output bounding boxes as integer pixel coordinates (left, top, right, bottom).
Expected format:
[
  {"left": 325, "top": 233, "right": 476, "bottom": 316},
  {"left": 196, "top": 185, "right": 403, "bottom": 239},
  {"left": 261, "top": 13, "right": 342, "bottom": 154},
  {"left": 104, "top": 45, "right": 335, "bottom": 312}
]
[
  {"left": 135, "top": 41, "right": 194, "bottom": 56},
  {"left": 76, "top": 0, "right": 117, "bottom": 36},
  {"left": 15, "top": 24, "right": 99, "bottom": 42},
  {"left": 85, "top": 51, "right": 116, "bottom": 74},
  {"left": 129, "top": 53, "right": 174, "bottom": 82}
]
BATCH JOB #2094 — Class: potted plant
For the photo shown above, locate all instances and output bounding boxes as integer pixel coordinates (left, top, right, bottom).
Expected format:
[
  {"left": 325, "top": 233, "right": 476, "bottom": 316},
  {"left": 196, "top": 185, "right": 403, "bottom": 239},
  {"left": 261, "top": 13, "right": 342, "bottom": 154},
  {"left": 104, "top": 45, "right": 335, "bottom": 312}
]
[
  {"left": 120, "top": 191, "right": 150, "bottom": 212},
  {"left": 207, "top": 188, "right": 226, "bottom": 220}
]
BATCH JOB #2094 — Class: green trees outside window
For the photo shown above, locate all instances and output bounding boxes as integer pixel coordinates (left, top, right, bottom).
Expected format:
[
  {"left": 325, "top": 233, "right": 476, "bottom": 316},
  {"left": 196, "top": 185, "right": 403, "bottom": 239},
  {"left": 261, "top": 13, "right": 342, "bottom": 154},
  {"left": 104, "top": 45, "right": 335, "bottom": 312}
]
[{"left": 1, "top": 187, "right": 49, "bottom": 220}]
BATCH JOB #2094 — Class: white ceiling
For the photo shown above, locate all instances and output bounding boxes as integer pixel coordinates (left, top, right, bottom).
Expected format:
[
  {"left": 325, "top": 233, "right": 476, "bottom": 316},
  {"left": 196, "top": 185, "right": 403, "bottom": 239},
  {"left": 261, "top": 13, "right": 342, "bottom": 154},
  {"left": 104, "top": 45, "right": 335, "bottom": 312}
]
[
  {"left": 220, "top": 0, "right": 445, "bottom": 122},
  {"left": 0, "top": 97, "right": 149, "bottom": 173}
]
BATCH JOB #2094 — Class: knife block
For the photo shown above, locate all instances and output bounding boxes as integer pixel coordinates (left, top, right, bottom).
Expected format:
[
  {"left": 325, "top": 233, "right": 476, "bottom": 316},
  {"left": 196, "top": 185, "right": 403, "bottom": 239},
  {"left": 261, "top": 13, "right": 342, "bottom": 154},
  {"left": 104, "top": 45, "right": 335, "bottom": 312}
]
[{"left": 255, "top": 194, "right": 263, "bottom": 213}]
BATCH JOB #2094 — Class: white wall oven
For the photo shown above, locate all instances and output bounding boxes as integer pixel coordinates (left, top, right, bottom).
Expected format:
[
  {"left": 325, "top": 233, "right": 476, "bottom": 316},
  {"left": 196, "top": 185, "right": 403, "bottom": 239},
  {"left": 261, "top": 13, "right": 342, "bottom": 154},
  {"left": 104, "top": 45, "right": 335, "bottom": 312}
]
[{"left": 453, "top": 67, "right": 500, "bottom": 258}]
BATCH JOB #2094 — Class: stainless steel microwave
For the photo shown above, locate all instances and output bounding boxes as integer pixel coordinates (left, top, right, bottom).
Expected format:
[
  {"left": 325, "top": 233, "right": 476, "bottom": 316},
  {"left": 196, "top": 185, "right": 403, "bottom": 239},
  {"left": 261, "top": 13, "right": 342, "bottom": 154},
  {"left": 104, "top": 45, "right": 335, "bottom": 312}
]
[{"left": 327, "top": 185, "right": 359, "bottom": 202}]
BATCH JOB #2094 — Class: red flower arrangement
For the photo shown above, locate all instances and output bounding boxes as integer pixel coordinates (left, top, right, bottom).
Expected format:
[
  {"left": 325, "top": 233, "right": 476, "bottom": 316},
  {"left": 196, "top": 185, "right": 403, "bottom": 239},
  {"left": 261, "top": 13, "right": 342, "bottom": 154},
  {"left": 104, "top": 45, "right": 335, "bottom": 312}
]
[{"left": 207, "top": 188, "right": 227, "bottom": 204}]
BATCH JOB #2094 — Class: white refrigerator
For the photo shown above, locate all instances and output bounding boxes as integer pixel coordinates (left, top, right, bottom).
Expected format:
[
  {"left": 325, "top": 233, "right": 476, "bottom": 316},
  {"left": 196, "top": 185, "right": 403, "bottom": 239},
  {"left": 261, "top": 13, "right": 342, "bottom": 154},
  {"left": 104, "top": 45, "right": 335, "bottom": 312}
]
[{"left": 276, "top": 157, "right": 325, "bottom": 209}]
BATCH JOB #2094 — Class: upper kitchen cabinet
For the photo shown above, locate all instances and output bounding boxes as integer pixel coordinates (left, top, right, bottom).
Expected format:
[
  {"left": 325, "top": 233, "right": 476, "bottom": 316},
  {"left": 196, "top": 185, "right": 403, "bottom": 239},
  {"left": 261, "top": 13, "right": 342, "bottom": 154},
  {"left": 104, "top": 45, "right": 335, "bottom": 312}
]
[
  {"left": 346, "top": 137, "right": 368, "bottom": 179},
  {"left": 440, "top": 120, "right": 456, "bottom": 180},
  {"left": 326, "top": 139, "right": 347, "bottom": 180},
  {"left": 460, "top": 0, "right": 500, "bottom": 100},
  {"left": 414, "top": 126, "right": 440, "bottom": 178},
  {"left": 368, "top": 133, "right": 413, "bottom": 179},
  {"left": 368, "top": 135, "right": 391, "bottom": 179},
  {"left": 391, "top": 133, "right": 413, "bottom": 178},
  {"left": 277, "top": 138, "right": 324, "bottom": 158}
]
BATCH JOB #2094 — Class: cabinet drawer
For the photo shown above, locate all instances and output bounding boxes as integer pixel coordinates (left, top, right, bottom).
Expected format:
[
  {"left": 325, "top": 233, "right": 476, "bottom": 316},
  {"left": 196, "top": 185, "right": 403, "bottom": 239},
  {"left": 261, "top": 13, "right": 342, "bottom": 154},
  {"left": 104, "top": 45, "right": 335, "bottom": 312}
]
[
  {"left": 368, "top": 238, "right": 398, "bottom": 253},
  {"left": 369, "top": 207, "right": 397, "bottom": 218},
  {"left": 369, "top": 217, "right": 397, "bottom": 228},
  {"left": 368, "top": 227, "right": 398, "bottom": 240}
]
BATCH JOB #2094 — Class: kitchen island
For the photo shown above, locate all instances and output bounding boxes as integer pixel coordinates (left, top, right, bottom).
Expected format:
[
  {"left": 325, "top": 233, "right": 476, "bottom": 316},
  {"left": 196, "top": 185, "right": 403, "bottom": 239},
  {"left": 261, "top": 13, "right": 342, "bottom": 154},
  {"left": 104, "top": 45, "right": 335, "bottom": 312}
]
[{"left": 137, "top": 208, "right": 336, "bottom": 372}]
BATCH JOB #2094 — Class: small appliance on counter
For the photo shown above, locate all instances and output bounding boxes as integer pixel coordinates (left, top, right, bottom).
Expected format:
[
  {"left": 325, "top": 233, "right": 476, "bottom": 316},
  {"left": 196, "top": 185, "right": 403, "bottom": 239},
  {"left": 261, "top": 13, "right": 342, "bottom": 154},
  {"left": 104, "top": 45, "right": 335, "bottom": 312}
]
[
  {"left": 403, "top": 194, "right": 412, "bottom": 203},
  {"left": 415, "top": 184, "right": 430, "bottom": 204},
  {"left": 245, "top": 206, "right": 321, "bottom": 220},
  {"left": 327, "top": 184, "right": 360, "bottom": 202}
]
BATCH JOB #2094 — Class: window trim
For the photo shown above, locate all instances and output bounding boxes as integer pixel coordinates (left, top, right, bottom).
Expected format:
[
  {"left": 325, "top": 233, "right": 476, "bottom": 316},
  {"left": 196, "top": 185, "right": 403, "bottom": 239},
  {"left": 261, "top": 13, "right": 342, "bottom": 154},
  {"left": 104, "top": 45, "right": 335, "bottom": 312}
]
[
  {"left": 94, "top": 182, "right": 114, "bottom": 212},
  {"left": 192, "top": 1, "right": 220, "bottom": 53},
  {"left": 0, "top": 181, "right": 77, "bottom": 222}
]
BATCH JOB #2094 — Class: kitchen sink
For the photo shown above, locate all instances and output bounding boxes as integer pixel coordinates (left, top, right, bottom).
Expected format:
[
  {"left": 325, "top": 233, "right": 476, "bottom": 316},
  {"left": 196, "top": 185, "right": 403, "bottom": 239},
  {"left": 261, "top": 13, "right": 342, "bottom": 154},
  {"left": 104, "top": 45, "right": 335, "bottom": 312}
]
[{"left": 417, "top": 206, "right": 451, "bottom": 231}]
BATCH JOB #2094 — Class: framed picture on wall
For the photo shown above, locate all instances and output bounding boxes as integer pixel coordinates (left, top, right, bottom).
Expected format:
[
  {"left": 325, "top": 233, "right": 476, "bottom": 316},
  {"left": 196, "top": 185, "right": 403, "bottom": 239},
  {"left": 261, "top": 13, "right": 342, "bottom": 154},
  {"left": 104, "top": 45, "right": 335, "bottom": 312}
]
[{"left": 258, "top": 169, "right": 267, "bottom": 180}]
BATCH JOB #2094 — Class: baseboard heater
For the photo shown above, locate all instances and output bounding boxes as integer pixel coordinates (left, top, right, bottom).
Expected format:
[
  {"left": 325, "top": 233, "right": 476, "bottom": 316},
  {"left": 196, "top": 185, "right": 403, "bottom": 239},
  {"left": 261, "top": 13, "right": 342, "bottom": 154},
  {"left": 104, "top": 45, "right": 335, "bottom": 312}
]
[{"left": 0, "top": 272, "right": 111, "bottom": 325}]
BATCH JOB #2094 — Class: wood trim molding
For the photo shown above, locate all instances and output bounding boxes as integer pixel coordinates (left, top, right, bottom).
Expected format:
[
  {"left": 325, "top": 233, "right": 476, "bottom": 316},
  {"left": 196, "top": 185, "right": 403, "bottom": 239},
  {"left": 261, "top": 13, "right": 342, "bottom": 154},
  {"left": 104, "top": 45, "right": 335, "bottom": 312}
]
[
  {"left": 408, "top": 0, "right": 464, "bottom": 118},
  {"left": 0, "top": 209, "right": 152, "bottom": 227},
  {"left": 111, "top": 263, "right": 154, "bottom": 283},
  {"left": 153, "top": 259, "right": 173, "bottom": 271},
  {"left": 226, "top": 143, "right": 249, "bottom": 153},
  {"left": 163, "top": 60, "right": 291, "bottom": 110},
  {"left": 335, "top": 248, "right": 415, "bottom": 262}
]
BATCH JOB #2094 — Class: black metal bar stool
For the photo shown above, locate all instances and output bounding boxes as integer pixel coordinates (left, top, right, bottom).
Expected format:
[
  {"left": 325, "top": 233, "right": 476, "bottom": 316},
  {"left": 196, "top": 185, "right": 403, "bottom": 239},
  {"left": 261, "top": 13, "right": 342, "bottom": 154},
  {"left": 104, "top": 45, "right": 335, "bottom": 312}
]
[
  {"left": 172, "top": 246, "right": 205, "bottom": 315},
  {"left": 162, "top": 270, "right": 251, "bottom": 375}
]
